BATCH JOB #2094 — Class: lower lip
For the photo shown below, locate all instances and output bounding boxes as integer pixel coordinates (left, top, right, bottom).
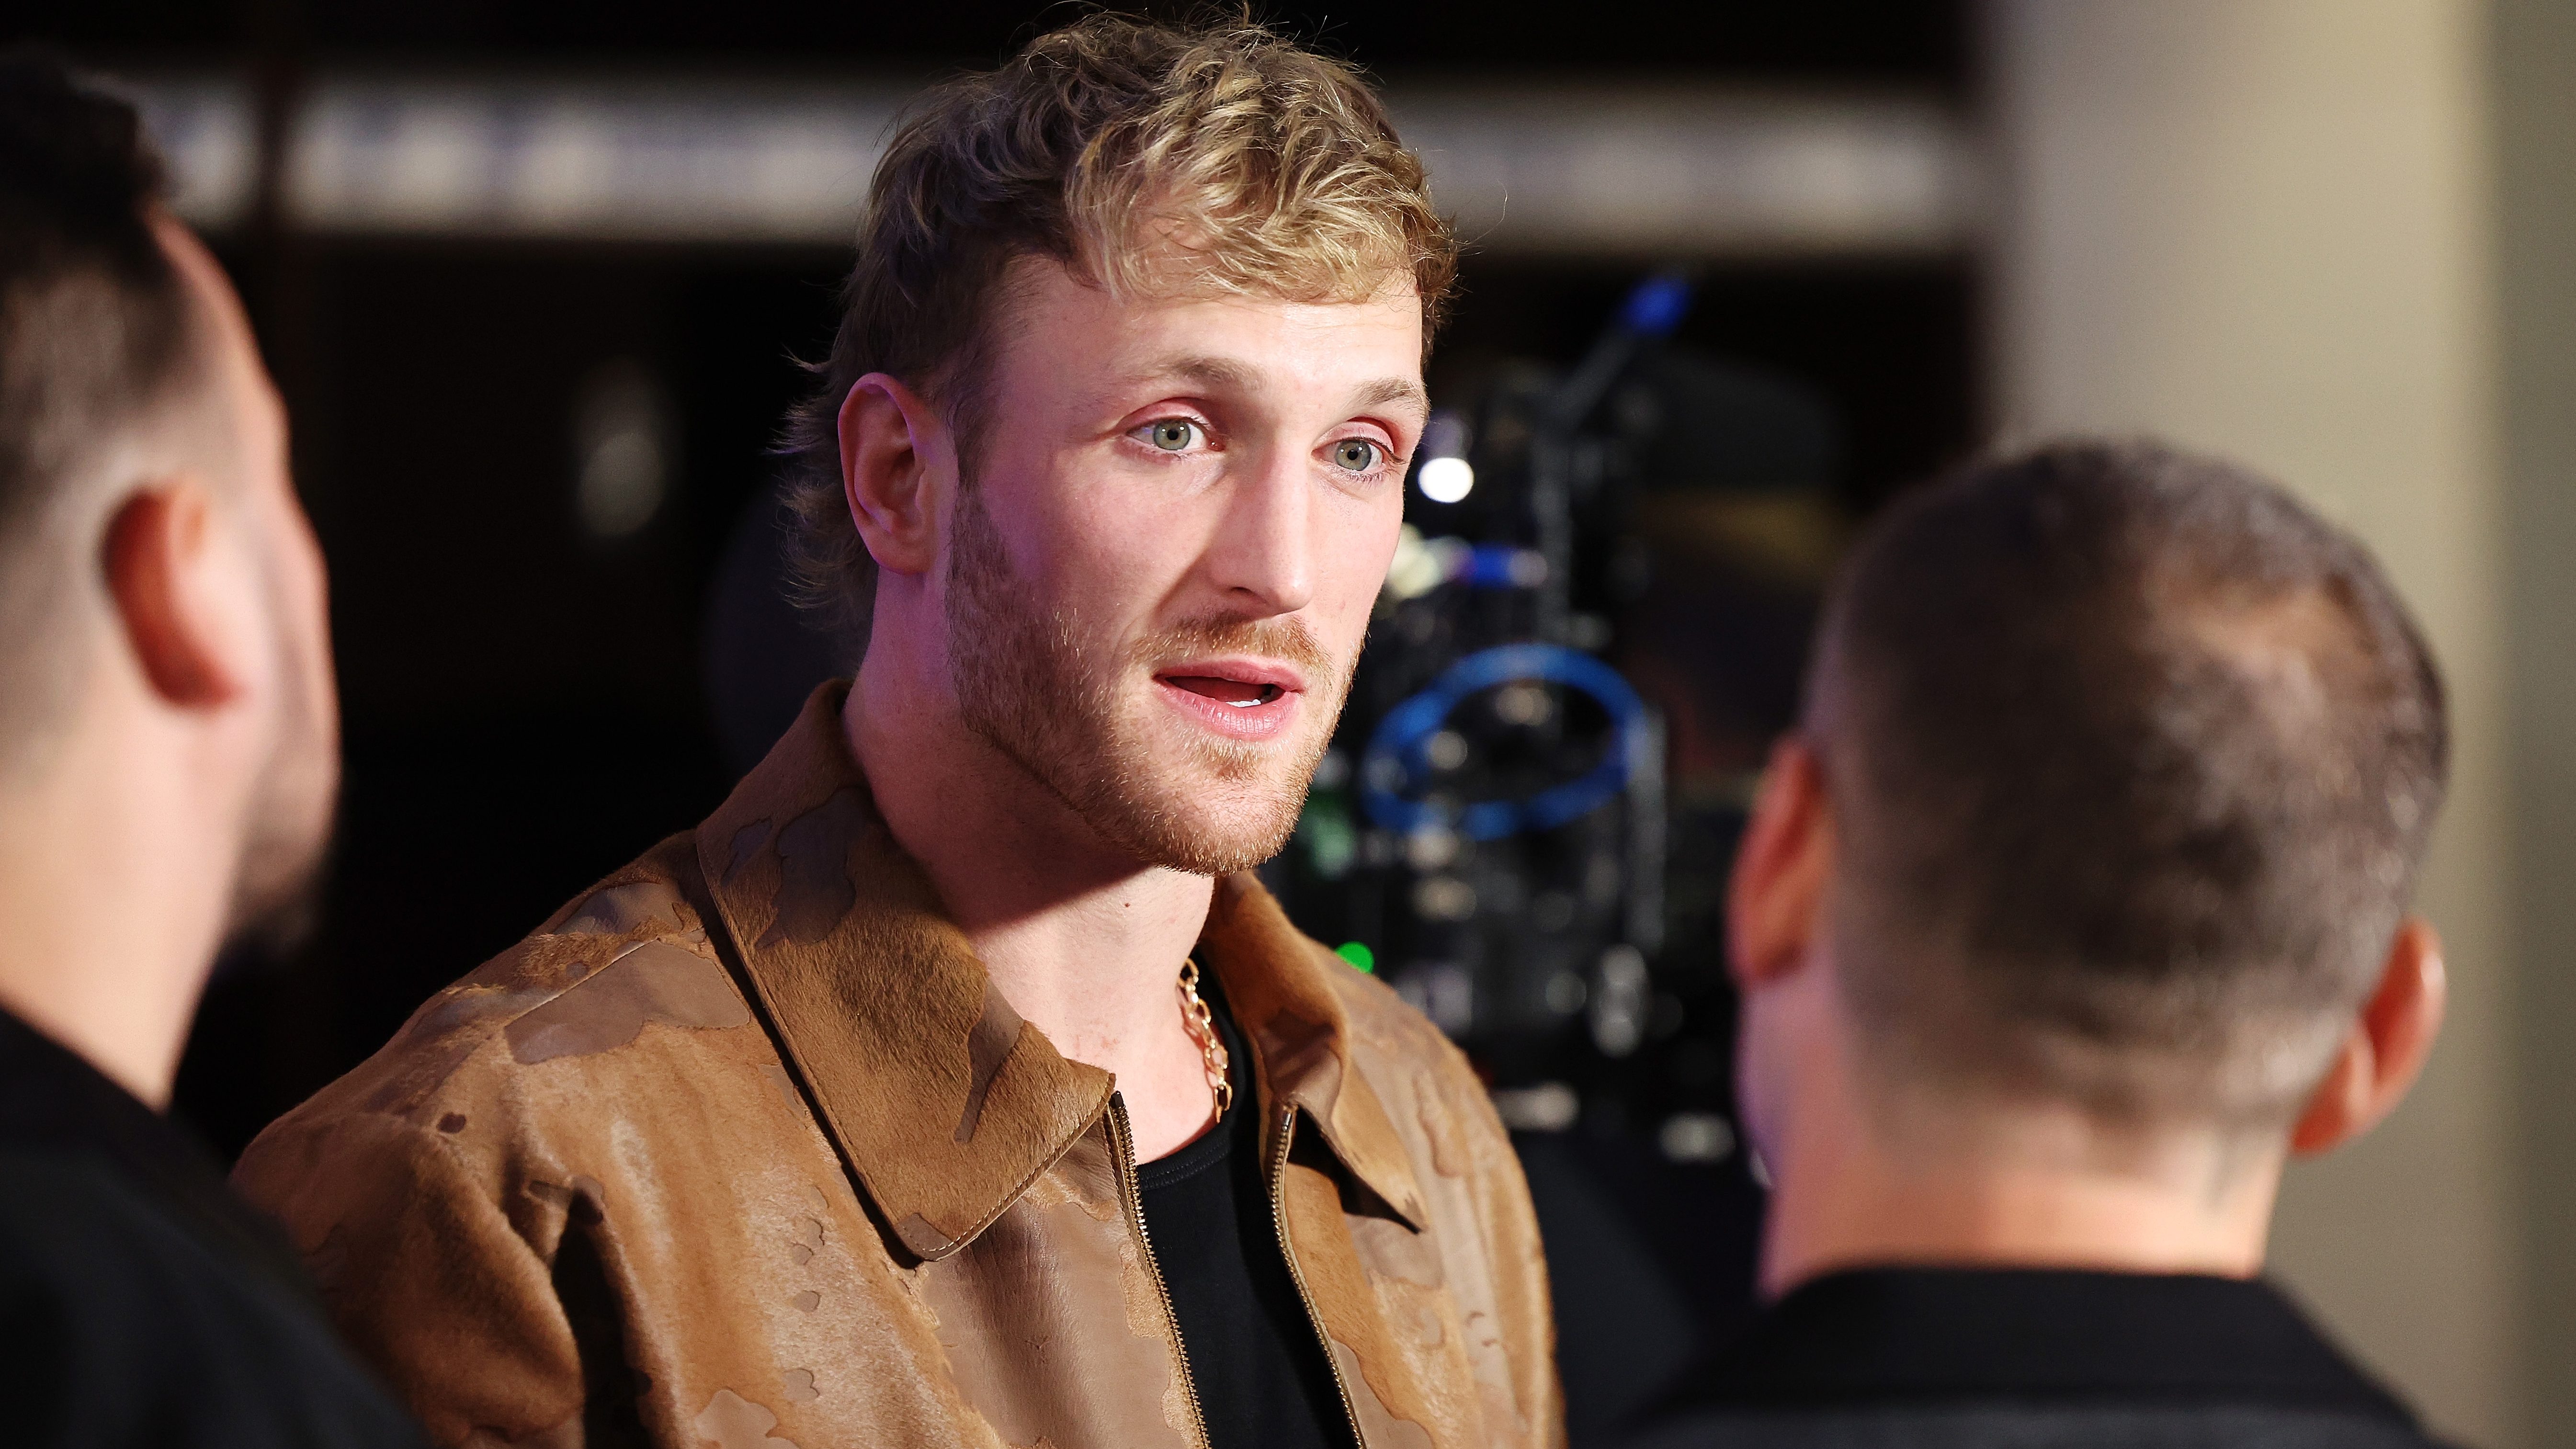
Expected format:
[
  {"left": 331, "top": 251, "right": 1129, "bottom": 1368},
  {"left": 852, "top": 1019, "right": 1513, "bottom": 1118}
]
[{"left": 1154, "top": 677, "right": 1301, "bottom": 742}]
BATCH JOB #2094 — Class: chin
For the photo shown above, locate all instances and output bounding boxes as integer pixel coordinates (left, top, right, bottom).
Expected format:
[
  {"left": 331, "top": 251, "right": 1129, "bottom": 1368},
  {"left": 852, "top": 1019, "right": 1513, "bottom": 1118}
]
[
  {"left": 1092, "top": 750, "right": 1310, "bottom": 876},
  {"left": 1158, "top": 832, "right": 1293, "bottom": 877}
]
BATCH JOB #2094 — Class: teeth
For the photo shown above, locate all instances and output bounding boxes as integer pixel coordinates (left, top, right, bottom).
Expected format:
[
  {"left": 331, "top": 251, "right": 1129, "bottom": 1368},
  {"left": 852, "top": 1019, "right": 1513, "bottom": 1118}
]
[{"left": 1165, "top": 675, "right": 1285, "bottom": 708}]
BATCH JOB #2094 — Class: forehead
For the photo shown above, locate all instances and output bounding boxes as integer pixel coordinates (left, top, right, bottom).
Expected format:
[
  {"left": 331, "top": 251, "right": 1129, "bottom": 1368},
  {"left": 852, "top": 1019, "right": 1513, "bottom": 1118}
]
[{"left": 995, "top": 255, "right": 1425, "bottom": 387}]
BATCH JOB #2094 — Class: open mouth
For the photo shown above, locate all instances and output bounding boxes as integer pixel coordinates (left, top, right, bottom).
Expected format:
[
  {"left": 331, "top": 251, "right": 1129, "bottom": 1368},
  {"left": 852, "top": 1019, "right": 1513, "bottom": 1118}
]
[
  {"left": 1162, "top": 675, "right": 1286, "bottom": 708},
  {"left": 1152, "top": 659, "right": 1306, "bottom": 742}
]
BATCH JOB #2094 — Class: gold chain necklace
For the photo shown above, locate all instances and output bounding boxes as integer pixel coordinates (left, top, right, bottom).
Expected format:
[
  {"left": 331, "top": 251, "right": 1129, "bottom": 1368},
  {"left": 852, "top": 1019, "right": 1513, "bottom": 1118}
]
[{"left": 1176, "top": 960, "right": 1233, "bottom": 1116}]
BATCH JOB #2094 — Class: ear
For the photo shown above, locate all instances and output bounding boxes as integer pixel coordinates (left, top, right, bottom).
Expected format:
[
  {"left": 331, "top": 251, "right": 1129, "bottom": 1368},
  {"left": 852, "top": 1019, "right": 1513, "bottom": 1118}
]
[
  {"left": 101, "top": 479, "right": 250, "bottom": 709},
  {"left": 838, "top": 372, "right": 951, "bottom": 577},
  {"left": 2290, "top": 916, "right": 2446, "bottom": 1155},
  {"left": 1728, "top": 735, "right": 1835, "bottom": 991}
]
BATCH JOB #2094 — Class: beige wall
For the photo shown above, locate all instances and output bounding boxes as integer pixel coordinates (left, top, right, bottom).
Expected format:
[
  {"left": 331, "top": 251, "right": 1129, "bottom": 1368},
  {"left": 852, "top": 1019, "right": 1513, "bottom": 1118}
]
[
  {"left": 1986, "top": 1, "right": 2521, "bottom": 1443},
  {"left": 2494, "top": 0, "right": 2576, "bottom": 1444}
]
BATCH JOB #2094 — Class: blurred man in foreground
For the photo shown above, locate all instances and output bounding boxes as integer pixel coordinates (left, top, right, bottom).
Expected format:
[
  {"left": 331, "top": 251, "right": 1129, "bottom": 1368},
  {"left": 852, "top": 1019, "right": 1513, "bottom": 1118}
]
[
  {"left": 237, "top": 15, "right": 1558, "bottom": 1449},
  {"left": 0, "top": 55, "right": 423, "bottom": 1448},
  {"left": 1635, "top": 442, "right": 2451, "bottom": 1449}
]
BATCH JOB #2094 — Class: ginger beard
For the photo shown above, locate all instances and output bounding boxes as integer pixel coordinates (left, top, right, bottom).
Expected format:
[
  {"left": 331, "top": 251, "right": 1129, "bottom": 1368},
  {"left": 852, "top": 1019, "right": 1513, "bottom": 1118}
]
[{"left": 945, "top": 485, "right": 1350, "bottom": 874}]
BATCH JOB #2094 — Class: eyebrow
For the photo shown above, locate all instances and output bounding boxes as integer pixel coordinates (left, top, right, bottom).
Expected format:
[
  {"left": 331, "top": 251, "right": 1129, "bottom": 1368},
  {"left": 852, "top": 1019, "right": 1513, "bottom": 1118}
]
[
  {"left": 1166, "top": 355, "right": 1261, "bottom": 391},
  {"left": 1156, "top": 355, "right": 1430, "bottom": 420},
  {"left": 1350, "top": 376, "right": 1431, "bottom": 419}
]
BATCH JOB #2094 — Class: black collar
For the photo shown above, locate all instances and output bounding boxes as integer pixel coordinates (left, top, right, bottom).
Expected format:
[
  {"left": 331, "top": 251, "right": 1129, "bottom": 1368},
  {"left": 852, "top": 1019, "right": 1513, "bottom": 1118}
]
[
  {"left": 0, "top": 1004, "right": 318, "bottom": 1302},
  {"left": 1664, "top": 1266, "right": 2417, "bottom": 1424}
]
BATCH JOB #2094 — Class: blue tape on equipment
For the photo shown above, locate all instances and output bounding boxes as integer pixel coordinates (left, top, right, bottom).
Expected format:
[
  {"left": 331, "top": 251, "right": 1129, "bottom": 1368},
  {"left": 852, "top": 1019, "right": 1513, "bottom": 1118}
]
[{"left": 1359, "top": 644, "right": 1650, "bottom": 841}]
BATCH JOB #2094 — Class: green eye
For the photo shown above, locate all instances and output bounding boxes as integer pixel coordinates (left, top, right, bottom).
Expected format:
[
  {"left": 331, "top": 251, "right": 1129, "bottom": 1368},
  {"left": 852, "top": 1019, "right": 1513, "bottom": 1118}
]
[
  {"left": 1149, "top": 419, "right": 1196, "bottom": 452},
  {"left": 1333, "top": 439, "right": 1379, "bottom": 473}
]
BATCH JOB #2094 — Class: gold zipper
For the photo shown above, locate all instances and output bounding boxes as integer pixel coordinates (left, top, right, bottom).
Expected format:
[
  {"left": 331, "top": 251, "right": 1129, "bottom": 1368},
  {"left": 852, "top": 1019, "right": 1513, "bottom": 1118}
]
[
  {"left": 1270, "top": 1103, "right": 1368, "bottom": 1448},
  {"left": 1107, "top": 1093, "right": 1214, "bottom": 1449}
]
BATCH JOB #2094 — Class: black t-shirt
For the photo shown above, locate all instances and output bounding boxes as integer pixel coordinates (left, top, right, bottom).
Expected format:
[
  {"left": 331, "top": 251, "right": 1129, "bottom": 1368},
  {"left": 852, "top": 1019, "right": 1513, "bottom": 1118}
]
[
  {"left": 0, "top": 1007, "right": 428, "bottom": 1448},
  {"left": 1135, "top": 982, "right": 1357, "bottom": 1449}
]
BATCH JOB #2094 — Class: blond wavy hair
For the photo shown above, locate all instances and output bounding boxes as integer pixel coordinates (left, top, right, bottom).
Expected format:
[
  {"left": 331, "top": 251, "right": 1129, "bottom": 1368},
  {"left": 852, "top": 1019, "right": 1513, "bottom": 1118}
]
[{"left": 778, "top": 11, "right": 1457, "bottom": 645}]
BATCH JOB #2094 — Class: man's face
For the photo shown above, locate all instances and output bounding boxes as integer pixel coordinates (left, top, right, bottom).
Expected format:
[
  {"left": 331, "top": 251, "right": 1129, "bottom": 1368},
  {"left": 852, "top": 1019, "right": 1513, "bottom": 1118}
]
[
  {"left": 942, "top": 260, "right": 1426, "bottom": 874},
  {"left": 159, "top": 219, "right": 341, "bottom": 952}
]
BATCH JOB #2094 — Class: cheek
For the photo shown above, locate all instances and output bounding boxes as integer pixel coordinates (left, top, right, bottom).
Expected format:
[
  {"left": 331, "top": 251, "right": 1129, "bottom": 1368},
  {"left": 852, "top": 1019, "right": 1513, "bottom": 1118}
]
[
  {"left": 1007, "top": 476, "right": 1185, "bottom": 624},
  {"left": 269, "top": 496, "right": 330, "bottom": 634},
  {"left": 1316, "top": 496, "right": 1405, "bottom": 636},
  {"left": 1735, "top": 1001, "right": 1788, "bottom": 1153},
  {"left": 288, "top": 508, "right": 329, "bottom": 611}
]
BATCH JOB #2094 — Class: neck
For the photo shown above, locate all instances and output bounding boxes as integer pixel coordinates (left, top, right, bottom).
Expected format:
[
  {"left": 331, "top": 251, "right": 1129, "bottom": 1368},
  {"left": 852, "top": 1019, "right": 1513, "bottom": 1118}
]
[
  {"left": 846, "top": 657, "right": 1220, "bottom": 1161},
  {"left": 0, "top": 698, "right": 233, "bottom": 1109},
  {"left": 1759, "top": 1005, "right": 2283, "bottom": 1298}
]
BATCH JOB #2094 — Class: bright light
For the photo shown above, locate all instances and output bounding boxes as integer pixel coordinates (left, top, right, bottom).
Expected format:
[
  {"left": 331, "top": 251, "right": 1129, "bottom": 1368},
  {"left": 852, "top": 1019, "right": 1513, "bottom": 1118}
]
[
  {"left": 1384, "top": 525, "right": 1442, "bottom": 599},
  {"left": 1419, "top": 455, "right": 1475, "bottom": 504}
]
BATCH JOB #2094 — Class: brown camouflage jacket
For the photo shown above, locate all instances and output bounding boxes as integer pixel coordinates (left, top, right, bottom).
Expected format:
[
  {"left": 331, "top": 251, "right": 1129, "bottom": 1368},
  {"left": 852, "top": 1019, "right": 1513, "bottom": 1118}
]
[{"left": 234, "top": 684, "right": 1563, "bottom": 1449}]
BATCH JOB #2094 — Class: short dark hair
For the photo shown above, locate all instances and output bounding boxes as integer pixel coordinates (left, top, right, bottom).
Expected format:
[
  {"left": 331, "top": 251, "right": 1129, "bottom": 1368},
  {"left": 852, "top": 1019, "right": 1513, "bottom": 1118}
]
[
  {"left": 1816, "top": 440, "right": 2449, "bottom": 1125},
  {"left": 0, "top": 51, "right": 197, "bottom": 767},
  {"left": 775, "top": 11, "right": 1455, "bottom": 646}
]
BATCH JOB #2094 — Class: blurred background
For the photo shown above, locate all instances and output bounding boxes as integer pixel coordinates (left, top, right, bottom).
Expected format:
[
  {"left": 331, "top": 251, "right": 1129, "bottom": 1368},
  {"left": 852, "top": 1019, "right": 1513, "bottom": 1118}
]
[{"left": 9, "top": 0, "right": 2568, "bottom": 1444}]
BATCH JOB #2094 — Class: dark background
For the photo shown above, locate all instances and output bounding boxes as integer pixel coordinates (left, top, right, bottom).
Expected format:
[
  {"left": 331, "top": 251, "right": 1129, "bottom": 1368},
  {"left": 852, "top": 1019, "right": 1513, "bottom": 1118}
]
[
  {"left": 12, "top": 2, "right": 1978, "bottom": 1438},
  {"left": 23, "top": 2, "right": 1969, "bottom": 76}
]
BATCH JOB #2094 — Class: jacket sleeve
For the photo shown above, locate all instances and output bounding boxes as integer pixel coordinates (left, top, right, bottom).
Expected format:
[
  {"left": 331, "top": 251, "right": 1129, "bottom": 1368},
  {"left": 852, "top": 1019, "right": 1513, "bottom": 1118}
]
[
  {"left": 234, "top": 1110, "right": 588, "bottom": 1447},
  {"left": 1447, "top": 1043, "right": 1568, "bottom": 1449}
]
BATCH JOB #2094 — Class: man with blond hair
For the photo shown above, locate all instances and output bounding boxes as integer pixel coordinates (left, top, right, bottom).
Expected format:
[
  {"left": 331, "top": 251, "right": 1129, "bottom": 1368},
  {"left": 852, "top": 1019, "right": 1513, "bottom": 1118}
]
[{"left": 236, "top": 15, "right": 1559, "bottom": 1449}]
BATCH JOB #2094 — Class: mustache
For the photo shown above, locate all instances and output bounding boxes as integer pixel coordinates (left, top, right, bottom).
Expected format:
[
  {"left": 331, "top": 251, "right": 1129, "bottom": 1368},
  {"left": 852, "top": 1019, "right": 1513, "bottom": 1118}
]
[{"left": 1125, "top": 613, "right": 1336, "bottom": 679}]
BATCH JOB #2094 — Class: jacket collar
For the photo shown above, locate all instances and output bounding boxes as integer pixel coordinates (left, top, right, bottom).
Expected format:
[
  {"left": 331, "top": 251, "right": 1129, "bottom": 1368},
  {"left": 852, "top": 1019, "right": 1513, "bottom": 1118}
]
[
  {"left": 1201, "top": 872, "right": 1426, "bottom": 1231},
  {"left": 693, "top": 682, "right": 1424, "bottom": 1260}
]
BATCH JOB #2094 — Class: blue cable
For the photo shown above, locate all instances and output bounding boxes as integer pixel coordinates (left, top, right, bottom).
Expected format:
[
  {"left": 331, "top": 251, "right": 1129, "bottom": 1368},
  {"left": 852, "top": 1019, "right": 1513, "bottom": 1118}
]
[{"left": 1359, "top": 644, "right": 1650, "bottom": 842}]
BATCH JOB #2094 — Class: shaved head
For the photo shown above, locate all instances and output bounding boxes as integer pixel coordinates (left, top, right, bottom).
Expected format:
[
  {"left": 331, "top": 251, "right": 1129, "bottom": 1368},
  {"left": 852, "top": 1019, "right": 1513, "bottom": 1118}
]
[
  {"left": 0, "top": 54, "right": 338, "bottom": 955},
  {"left": 1813, "top": 441, "right": 2447, "bottom": 1126},
  {"left": 0, "top": 54, "right": 216, "bottom": 776}
]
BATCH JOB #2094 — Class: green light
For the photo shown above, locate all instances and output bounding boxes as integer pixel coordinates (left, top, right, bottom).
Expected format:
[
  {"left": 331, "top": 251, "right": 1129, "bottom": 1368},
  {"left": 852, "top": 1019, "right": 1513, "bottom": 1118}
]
[{"left": 1335, "top": 941, "right": 1375, "bottom": 974}]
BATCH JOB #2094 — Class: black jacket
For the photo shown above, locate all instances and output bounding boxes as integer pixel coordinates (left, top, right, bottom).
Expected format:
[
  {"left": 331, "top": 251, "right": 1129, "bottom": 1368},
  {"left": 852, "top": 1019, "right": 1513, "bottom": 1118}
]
[
  {"left": 1626, "top": 1266, "right": 2442, "bottom": 1449},
  {"left": 0, "top": 1006, "right": 427, "bottom": 1448}
]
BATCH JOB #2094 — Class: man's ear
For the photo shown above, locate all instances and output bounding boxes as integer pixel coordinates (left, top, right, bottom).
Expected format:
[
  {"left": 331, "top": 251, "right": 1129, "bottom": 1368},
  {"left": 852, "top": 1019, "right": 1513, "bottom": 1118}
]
[
  {"left": 1728, "top": 736, "right": 1835, "bottom": 991},
  {"left": 838, "top": 372, "right": 950, "bottom": 577},
  {"left": 2290, "top": 916, "right": 2447, "bottom": 1156},
  {"left": 101, "top": 478, "right": 249, "bottom": 709}
]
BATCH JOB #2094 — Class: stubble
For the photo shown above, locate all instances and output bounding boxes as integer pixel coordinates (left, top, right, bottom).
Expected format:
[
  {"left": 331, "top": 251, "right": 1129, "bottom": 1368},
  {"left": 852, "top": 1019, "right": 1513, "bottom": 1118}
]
[{"left": 944, "top": 487, "right": 1349, "bottom": 874}]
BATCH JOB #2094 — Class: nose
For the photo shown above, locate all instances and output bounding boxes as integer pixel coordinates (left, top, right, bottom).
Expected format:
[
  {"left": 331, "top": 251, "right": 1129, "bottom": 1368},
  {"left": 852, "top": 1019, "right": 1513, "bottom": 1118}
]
[{"left": 1201, "top": 442, "right": 1316, "bottom": 617}]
